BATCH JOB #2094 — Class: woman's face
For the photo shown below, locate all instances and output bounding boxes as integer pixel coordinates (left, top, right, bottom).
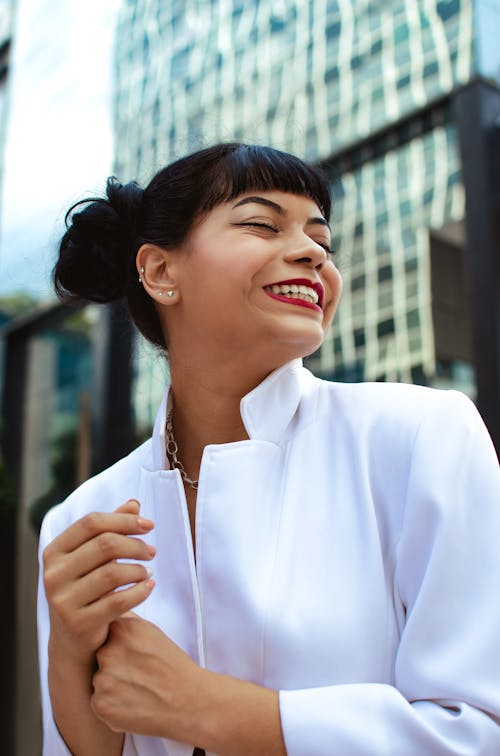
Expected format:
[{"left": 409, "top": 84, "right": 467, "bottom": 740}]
[{"left": 164, "top": 190, "right": 343, "bottom": 370}]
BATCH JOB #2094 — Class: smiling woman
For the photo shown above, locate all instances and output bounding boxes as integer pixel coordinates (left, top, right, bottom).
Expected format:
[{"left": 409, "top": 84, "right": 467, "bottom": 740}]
[{"left": 38, "top": 143, "right": 500, "bottom": 756}]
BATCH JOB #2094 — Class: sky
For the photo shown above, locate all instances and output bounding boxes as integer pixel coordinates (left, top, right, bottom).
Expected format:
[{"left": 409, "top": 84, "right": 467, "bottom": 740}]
[
  {"left": 475, "top": 0, "right": 500, "bottom": 81},
  {"left": 0, "top": 0, "right": 121, "bottom": 298}
]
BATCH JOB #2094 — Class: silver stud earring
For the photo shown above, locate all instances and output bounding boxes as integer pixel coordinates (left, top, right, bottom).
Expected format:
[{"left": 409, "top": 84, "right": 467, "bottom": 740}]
[
  {"left": 166, "top": 291, "right": 174, "bottom": 298},
  {"left": 138, "top": 266, "right": 144, "bottom": 283}
]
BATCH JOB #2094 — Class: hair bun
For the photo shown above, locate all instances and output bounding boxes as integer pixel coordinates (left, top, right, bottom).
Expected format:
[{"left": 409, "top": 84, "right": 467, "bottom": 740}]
[
  {"left": 106, "top": 176, "right": 144, "bottom": 232},
  {"left": 54, "top": 178, "right": 144, "bottom": 304}
]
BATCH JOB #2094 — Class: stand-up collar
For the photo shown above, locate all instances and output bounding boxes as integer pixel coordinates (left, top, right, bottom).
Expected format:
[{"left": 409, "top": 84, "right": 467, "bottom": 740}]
[
  {"left": 151, "top": 358, "right": 305, "bottom": 469},
  {"left": 240, "top": 358, "right": 304, "bottom": 443},
  {"left": 151, "top": 389, "right": 171, "bottom": 470}
]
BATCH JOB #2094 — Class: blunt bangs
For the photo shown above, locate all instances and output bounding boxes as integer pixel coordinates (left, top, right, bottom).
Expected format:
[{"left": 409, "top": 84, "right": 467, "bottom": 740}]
[{"left": 198, "top": 144, "right": 331, "bottom": 221}]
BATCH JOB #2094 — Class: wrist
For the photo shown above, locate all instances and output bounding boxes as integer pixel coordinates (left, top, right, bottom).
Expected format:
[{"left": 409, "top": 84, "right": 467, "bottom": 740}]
[
  {"left": 191, "top": 670, "right": 285, "bottom": 756},
  {"left": 189, "top": 668, "right": 225, "bottom": 747},
  {"left": 48, "top": 632, "right": 96, "bottom": 672}
]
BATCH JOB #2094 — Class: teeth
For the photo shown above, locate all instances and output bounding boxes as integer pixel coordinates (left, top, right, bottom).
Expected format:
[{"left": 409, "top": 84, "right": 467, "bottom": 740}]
[{"left": 266, "top": 283, "right": 319, "bottom": 304}]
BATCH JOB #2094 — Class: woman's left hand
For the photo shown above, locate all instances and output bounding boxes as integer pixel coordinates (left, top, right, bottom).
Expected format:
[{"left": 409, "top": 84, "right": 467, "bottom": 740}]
[
  {"left": 91, "top": 613, "right": 205, "bottom": 741},
  {"left": 92, "top": 613, "right": 286, "bottom": 755}
]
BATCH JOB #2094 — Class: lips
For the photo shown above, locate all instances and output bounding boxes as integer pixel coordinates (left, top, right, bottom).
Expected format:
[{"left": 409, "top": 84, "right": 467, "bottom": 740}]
[{"left": 264, "top": 278, "right": 324, "bottom": 310}]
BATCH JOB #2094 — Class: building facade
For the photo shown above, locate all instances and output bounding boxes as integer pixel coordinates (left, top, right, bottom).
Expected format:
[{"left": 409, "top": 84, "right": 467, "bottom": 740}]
[
  {"left": 114, "top": 0, "right": 474, "bottom": 172},
  {"left": 0, "top": 0, "right": 15, "bottom": 227},
  {"left": 113, "top": 0, "right": 499, "bottom": 423}
]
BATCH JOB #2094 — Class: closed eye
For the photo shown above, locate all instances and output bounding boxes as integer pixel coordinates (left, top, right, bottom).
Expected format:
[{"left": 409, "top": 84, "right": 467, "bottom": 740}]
[
  {"left": 311, "top": 239, "right": 334, "bottom": 255},
  {"left": 233, "top": 222, "right": 335, "bottom": 254},
  {"left": 233, "top": 222, "right": 279, "bottom": 232}
]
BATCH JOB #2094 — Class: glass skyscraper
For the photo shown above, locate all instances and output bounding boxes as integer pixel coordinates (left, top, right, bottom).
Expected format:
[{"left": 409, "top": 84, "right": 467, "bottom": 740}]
[
  {"left": 0, "top": 0, "right": 15, "bottom": 229},
  {"left": 114, "top": 0, "right": 474, "bottom": 171},
  {"left": 113, "top": 0, "right": 499, "bottom": 423}
]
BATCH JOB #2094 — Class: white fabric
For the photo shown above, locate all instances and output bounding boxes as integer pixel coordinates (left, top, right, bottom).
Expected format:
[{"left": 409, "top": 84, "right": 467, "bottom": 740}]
[{"left": 37, "top": 360, "right": 500, "bottom": 755}]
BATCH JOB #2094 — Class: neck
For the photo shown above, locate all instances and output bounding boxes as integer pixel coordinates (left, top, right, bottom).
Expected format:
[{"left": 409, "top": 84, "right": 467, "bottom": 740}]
[{"left": 167, "top": 359, "right": 273, "bottom": 480}]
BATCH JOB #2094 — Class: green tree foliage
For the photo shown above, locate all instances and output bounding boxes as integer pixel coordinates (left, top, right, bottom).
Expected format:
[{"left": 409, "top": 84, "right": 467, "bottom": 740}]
[{"left": 0, "top": 293, "right": 39, "bottom": 321}]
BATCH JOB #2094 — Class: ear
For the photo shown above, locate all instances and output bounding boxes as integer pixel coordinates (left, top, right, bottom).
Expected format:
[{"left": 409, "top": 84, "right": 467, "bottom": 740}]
[{"left": 136, "top": 244, "right": 180, "bottom": 304}]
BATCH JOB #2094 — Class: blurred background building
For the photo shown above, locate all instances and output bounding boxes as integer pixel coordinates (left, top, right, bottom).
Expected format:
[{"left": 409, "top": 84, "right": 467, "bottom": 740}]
[
  {"left": 0, "top": 0, "right": 14, "bottom": 201},
  {"left": 0, "top": 1, "right": 121, "bottom": 754},
  {"left": 0, "top": 1, "right": 499, "bottom": 754},
  {"left": 113, "top": 0, "right": 499, "bottom": 406}
]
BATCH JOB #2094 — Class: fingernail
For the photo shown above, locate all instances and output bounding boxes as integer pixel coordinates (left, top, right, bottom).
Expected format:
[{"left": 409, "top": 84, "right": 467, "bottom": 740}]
[
  {"left": 146, "top": 578, "right": 155, "bottom": 590},
  {"left": 146, "top": 544, "right": 157, "bottom": 557},
  {"left": 146, "top": 567, "right": 154, "bottom": 578},
  {"left": 137, "top": 516, "right": 154, "bottom": 530}
]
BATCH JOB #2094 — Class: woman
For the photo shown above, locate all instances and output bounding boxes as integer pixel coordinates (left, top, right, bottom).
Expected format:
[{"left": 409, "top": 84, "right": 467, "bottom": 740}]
[{"left": 38, "top": 143, "right": 500, "bottom": 755}]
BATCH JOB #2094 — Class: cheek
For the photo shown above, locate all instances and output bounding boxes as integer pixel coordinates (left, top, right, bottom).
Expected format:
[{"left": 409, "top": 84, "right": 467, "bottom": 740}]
[
  {"left": 325, "top": 265, "right": 343, "bottom": 310},
  {"left": 193, "top": 245, "right": 259, "bottom": 289}
]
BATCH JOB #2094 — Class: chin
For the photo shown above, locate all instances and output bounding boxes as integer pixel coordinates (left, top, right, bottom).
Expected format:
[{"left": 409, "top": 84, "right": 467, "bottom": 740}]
[{"left": 272, "top": 332, "right": 325, "bottom": 363}]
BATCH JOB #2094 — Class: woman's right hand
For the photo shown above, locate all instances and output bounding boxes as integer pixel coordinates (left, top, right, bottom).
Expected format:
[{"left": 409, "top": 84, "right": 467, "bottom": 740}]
[{"left": 43, "top": 499, "right": 156, "bottom": 667}]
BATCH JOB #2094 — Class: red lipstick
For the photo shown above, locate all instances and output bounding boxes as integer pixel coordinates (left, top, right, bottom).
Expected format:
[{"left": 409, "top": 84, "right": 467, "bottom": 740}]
[{"left": 264, "top": 278, "right": 324, "bottom": 313}]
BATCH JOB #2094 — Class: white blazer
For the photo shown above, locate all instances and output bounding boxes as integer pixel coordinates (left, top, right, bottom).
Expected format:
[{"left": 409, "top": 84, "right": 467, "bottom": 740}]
[{"left": 38, "top": 359, "right": 500, "bottom": 755}]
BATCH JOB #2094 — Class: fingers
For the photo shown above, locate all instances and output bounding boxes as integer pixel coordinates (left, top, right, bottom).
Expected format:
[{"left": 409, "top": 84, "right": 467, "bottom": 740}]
[
  {"left": 43, "top": 499, "right": 157, "bottom": 662},
  {"left": 44, "top": 505, "right": 154, "bottom": 557},
  {"left": 43, "top": 500, "right": 156, "bottom": 605},
  {"left": 84, "top": 575, "right": 156, "bottom": 628},
  {"left": 67, "top": 531, "right": 156, "bottom": 579},
  {"left": 114, "top": 499, "right": 140, "bottom": 515},
  {"left": 51, "top": 575, "right": 155, "bottom": 656},
  {"left": 71, "top": 561, "right": 153, "bottom": 608}
]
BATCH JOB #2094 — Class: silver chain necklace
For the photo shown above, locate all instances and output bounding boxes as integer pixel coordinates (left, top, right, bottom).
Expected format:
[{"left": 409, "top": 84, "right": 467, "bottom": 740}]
[{"left": 165, "top": 408, "right": 199, "bottom": 490}]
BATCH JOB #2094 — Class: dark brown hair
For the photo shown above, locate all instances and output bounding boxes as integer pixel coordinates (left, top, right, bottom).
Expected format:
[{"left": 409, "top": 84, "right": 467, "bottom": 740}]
[{"left": 54, "top": 142, "right": 332, "bottom": 349}]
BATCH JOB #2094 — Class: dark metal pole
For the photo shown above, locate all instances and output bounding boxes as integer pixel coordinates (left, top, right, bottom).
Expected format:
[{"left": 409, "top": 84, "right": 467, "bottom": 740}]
[
  {"left": 0, "top": 328, "right": 29, "bottom": 756},
  {"left": 91, "top": 302, "right": 135, "bottom": 474},
  {"left": 455, "top": 79, "right": 500, "bottom": 456}
]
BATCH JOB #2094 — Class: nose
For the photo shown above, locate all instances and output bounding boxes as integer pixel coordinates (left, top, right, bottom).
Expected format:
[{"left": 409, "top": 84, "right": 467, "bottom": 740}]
[{"left": 285, "top": 234, "right": 328, "bottom": 269}]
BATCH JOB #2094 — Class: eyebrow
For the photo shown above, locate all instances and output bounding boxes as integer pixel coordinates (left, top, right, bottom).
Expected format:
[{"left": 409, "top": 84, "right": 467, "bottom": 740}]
[{"left": 232, "top": 195, "right": 331, "bottom": 230}]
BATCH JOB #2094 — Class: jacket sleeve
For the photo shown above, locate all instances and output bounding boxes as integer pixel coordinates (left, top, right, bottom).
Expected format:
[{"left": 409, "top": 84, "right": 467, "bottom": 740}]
[
  {"left": 37, "top": 509, "right": 72, "bottom": 756},
  {"left": 279, "top": 390, "right": 500, "bottom": 755},
  {"left": 37, "top": 506, "right": 139, "bottom": 756}
]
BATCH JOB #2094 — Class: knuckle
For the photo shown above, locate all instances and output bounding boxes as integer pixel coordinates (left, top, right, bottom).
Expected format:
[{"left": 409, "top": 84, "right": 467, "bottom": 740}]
[
  {"left": 96, "top": 532, "right": 117, "bottom": 559},
  {"left": 42, "top": 544, "right": 54, "bottom": 569},
  {"left": 96, "top": 673, "right": 114, "bottom": 696},
  {"left": 102, "top": 561, "right": 120, "bottom": 584},
  {"left": 50, "top": 594, "right": 76, "bottom": 629},
  {"left": 92, "top": 687, "right": 111, "bottom": 719},
  {"left": 111, "top": 589, "right": 131, "bottom": 614},
  {"left": 43, "top": 566, "right": 57, "bottom": 595},
  {"left": 95, "top": 646, "right": 110, "bottom": 669},
  {"left": 49, "top": 592, "right": 65, "bottom": 613},
  {"left": 82, "top": 512, "right": 104, "bottom": 537}
]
